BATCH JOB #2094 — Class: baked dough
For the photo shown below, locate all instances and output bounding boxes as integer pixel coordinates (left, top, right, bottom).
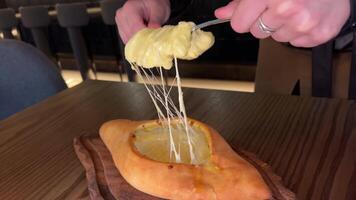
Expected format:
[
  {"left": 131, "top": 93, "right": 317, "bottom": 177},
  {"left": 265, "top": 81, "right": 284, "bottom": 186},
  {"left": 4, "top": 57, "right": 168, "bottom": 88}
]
[
  {"left": 125, "top": 21, "right": 215, "bottom": 69},
  {"left": 100, "top": 119, "right": 272, "bottom": 200}
]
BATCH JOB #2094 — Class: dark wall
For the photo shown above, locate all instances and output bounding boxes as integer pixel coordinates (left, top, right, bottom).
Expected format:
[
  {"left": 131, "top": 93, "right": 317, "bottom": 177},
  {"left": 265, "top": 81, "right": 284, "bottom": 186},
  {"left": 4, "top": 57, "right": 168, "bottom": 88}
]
[
  {"left": 171, "top": 0, "right": 259, "bottom": 63},
  {"left": 0, "top": 0, "right": 6, "bottom": 8}
]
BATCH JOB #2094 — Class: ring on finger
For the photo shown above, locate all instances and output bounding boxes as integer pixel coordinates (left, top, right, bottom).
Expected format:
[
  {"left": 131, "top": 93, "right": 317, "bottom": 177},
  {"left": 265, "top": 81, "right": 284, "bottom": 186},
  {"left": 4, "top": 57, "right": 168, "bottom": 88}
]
[{"left": 257, "top": 17, "right": 276, "bottom": 34}]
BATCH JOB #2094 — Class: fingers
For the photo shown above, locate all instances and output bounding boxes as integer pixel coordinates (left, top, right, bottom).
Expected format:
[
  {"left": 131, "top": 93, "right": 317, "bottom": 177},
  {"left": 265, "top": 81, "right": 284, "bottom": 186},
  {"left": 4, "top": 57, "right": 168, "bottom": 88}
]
[
  {"left": 116, "top": 0, "right": 170, "bottom": 44},
  {"left": 215, "top": 0, "right": 349, "bottom": 48},
  {"left": 143, "top": 0, "right": 170, "bottom": 25},
  {"left": 287, "top": 9, "right": 341, "bottom": 47},
  {"left": 250, "top": 11, "right": 281, "bottom": 39},
  {"left": 290, "top": 25, "right": 340, "bottom": 47},
  {"left": 125, "top": 11, "right": 146, "bottom": 40},
  {"left": 115, "top": 8, "right": 128, "bottom": 43},
  {"left": 147, "top": 22, "right": 161, "bottom": 29},
  {"left": 116, "top": 2, "right": 146, "bottom": 43},
  {"left": 249, "top": 1, "right": 299, "bottom": 39},
  {"left": 270, "top": 28, "right": 300, "bottom": 43},
  {"left": 290, "top": 36, "right": 320, "bottom": 48},
  {"left": 230, "top": 0, "right": 268, "bottom": 33},
  {"left": 116, "top": 11, "right": 146, "bottom": 43},
  {"left": 215, "top": 0, "right": 239, "bottom": 19}
]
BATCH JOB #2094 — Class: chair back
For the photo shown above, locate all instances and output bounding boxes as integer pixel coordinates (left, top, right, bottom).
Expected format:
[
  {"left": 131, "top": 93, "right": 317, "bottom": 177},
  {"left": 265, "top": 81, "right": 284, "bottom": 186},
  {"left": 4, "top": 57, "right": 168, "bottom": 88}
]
[
  {"left": 56, "top": 3, "right": 89, "bottom": 28},
  {"left": 0, "top": 8, "right": 17, "bottom": 39},
  {"left": 20, "top": 5, "right": 50, "bottom": 28},
  {"left": 312, "top": 34, "right": 356, "bottom": 100},
  {"left": 0, "top": 40, "right": 67, "bottom": 120},
  {"left": 100, "top": 0, "right": 135, "bottom": 81},
  {"left": 100, "top": 0, "right": 125, "bottom": 25},
  {"left": 56, "top": 3, "right": 92, "bottom": 80},
  {"left": 19, "top": 5, "right": 53, "bottom": 58}
]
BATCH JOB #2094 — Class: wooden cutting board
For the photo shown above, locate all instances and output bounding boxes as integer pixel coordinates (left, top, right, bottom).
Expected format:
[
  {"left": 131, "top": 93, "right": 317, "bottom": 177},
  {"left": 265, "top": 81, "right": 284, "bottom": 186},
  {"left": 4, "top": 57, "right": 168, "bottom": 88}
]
[{"left": 73, "top": 136, "right": 295, "bottom": 200}]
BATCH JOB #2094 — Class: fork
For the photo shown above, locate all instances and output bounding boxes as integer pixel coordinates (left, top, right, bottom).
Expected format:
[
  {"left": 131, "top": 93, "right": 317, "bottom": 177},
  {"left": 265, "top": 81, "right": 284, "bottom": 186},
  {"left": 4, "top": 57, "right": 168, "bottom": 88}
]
[{"left": 192, "top": 19, "right": 231, "bottom": 31}]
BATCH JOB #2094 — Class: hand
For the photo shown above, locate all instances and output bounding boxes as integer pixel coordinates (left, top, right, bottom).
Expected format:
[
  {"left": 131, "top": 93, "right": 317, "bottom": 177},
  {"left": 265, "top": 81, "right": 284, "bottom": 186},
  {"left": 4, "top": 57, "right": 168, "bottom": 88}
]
[
  {"left": 215, "top": 0, "right": 351, "bottom": 47},
  {"left": 116, "top": 0, "right": 171, "bottom": 43}
]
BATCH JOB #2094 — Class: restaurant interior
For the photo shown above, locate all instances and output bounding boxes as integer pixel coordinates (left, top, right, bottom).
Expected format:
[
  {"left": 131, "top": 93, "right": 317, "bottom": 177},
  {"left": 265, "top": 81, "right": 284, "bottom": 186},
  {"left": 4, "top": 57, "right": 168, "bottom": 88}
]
[
  {"left": 0, "top": 0, "right": 256, "bottom": 89},
  {"left": 1, "top": 0, "right": 356, "bottom": 200}
]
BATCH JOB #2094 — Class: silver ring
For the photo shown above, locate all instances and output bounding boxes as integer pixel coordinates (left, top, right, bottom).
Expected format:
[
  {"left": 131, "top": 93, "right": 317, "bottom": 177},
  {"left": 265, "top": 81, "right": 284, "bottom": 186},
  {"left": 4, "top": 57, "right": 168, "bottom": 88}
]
[{"left": 257, "top": 17, "right": 276, "bottom": 34}]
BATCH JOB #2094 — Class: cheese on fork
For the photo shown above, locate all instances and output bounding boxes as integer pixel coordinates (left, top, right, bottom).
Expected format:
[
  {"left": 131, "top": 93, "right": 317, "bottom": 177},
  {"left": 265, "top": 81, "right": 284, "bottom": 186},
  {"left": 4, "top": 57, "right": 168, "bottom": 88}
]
[{"left": 125, "top": 21, "right": 215, "bottom": 69}]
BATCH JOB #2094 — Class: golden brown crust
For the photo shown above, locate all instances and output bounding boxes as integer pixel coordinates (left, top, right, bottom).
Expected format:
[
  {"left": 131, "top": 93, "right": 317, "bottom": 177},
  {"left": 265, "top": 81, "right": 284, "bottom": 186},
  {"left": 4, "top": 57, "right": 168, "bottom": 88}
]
[{"left": 99, "top": 119, "right": 272, "bottom": 200}]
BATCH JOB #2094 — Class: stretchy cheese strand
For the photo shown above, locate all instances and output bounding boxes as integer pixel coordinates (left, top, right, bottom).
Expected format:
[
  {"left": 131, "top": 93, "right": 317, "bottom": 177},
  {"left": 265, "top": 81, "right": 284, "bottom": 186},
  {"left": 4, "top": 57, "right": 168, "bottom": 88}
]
[{"left": 126, "top": 22, "right": 214, "bottom": 164}]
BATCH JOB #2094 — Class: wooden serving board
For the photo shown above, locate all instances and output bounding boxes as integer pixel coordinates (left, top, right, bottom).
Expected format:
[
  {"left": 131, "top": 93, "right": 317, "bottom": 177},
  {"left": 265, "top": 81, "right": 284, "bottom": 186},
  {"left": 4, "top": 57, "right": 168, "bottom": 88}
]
[
  {"left": 73, "top": 136, "right": 295, "bottom": 200},
  {"left": 74, "top": 136, "right": 162, "bottom": 200}
]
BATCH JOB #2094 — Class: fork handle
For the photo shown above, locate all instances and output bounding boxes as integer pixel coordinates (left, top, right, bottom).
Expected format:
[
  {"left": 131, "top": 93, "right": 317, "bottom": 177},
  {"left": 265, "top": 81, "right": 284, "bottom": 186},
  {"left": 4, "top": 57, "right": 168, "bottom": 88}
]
[{"left": 193, "top": 19, "right": 231, "bottom": 31}]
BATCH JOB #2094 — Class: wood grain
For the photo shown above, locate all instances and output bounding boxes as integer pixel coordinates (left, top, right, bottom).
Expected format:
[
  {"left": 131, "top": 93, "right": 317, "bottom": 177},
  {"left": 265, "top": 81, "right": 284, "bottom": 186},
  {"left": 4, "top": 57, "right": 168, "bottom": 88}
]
[
  {"left": 1, "top": 80, "right": 356, "bottom": 199},
  {"left": 74, "top": 136, "right": 295, "bottom": 200}
]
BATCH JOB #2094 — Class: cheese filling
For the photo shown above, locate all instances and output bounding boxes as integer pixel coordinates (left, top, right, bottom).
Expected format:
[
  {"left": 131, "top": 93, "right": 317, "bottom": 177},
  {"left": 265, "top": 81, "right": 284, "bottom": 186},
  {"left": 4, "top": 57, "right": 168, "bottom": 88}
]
[
  {"left": 125, "top": 22, "right": 214, "bottom": 164},
  {"left": 125, "top": 22, "right": 214, "bottom": 69},
  {"left": 133, "top": 121, "right": 210, "bottom": 164}
]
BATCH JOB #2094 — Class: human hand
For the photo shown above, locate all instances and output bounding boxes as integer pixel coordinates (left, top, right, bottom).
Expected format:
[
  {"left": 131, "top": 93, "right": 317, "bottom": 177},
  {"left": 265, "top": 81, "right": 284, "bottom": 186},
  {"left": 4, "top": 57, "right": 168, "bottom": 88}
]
[
  {"left": 116, "top": 0, "right": 171, "bottom": 43},
  {"left": 215, "top": 0, "right": 351, "bottom": 47}
]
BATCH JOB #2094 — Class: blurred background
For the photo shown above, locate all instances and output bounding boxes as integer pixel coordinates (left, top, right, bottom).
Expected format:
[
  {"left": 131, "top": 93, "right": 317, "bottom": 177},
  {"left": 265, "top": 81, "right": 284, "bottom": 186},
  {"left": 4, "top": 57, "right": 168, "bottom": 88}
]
[{"left": 0, "top": 0, "right": 257, "bottom": 92}]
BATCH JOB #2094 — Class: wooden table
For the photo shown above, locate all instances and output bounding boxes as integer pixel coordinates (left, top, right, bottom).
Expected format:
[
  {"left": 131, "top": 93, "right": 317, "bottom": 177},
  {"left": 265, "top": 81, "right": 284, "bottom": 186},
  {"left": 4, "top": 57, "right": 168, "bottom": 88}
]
[{"left": 1, "top": 80, "right": 356, "bottom": 200}]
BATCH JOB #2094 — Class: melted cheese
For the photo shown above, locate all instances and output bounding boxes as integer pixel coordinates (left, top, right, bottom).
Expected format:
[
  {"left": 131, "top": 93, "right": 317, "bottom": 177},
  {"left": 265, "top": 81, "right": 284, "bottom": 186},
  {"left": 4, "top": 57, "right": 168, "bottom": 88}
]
[
  {"left": 134, "top": 123, "right": 210, "bottom": 164},
  {"left": 125, "top": 21, "right": 215, "bottom": 69},
  {"left": 125, "top": 22, "right": 215, "bottom": 164}
]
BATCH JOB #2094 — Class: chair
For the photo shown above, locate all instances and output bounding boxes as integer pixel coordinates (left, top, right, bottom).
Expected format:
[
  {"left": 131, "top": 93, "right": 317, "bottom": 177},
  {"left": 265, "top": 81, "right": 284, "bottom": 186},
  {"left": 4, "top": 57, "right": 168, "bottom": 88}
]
[
  {"left": 19, "top": 5, "right": 53, "bottom": 58},
  {"left": 0, "top": 39, "right": 67, "bottom": 120},
  {"left": 56, "top": 2, "right": 95, "bottom": 80},
  {"left": 0, "top": 8, "right": 17, "bottom": 39},
  {"left": 100, "top": 0, "right": 135, "bottom": 81},
  {"left": 255, "top": 37, "right": 355, "bottom": 99}
]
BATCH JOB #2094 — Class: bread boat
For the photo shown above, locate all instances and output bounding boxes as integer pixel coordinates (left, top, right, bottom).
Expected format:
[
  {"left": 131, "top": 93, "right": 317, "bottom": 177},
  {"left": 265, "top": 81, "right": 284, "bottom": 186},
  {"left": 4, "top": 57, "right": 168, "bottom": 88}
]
[{"left": 99, "top": 118, "right": 272, "bottom": 200}]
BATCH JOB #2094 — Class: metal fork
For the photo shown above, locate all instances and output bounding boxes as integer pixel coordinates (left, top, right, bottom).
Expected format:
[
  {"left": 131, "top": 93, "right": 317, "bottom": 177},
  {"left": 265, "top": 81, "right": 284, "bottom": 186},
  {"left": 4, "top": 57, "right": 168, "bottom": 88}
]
[{"left": 192, "top": 19, "right": 230, "bottom": 31}]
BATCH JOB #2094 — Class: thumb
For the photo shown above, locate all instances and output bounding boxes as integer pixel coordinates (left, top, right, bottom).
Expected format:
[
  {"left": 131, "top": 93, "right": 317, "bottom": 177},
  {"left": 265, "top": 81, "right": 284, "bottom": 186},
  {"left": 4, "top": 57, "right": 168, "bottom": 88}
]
[
  {"left": 147, "top": 21, "right": 162, "bottom": 28},
  {"left": 146, "top": 11, "right": 168, "bottom": 28},
  {"left": 215, "top": 0, "right": 239, "bottom": 19}
]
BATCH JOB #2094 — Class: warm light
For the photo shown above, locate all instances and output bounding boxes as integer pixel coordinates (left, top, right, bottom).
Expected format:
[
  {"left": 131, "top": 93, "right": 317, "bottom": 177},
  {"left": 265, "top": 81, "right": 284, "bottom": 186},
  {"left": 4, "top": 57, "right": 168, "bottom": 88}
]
[{"left": 11, "top": 29, "right": 18, "bottom": 37}]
